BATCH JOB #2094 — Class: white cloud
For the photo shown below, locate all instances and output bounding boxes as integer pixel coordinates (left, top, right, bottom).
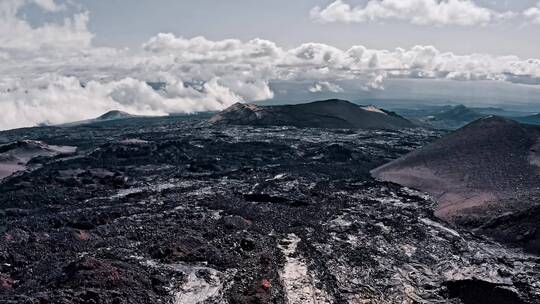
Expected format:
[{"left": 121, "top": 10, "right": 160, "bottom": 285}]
[
  {"left": 0, "top": 1, "right": 540, "bottom": 130},
  {"left": 143, "top": 34, "right": 282, "bottom": 62},
  {"left": 362, "top": 73, "right": 386, "bottom": 91},
  {"left": 524, "top": 3, "right": 540, "bottom": 24},
  {"left": 309, "top": 81, "right": 344, "bottom": 93},
  {"left": 0, "top": 0, "right": 93, "bottom": 52},
  {"left": 2, "top": 32, "right": 540, "bottom": 130},
  {"left": 311, "top": 0, "right": 515, "bottom": 26},
  {"left": 33, "top": 0, "right": 65, "bottom": 12},
  {"left": 0, "top": 76, "right": 248, "bottom": 130}
]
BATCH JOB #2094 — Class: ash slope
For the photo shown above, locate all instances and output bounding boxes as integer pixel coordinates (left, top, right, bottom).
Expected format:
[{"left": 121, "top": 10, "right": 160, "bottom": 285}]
[
  {"left": 210, "top": 99, "right": 415, "bottom": 130},
  {"left": 372, "top": 116, "right": 540, "bottom": 252},
  {"left": 0, "top": 140, "right": 76, "bottom": 180}
]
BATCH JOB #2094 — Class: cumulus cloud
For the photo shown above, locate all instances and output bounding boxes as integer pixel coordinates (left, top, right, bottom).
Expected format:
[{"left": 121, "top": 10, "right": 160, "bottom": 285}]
[
  {"left": 143, "top": 34, "right": 282, "bottom": 62},
  {"left": 33, "top": 0, "right": 65, "bottom": 12},
  {"left": 524, "top": 3, "right": 540, "bottom": 24},
  {"left": 309, "top": 81, "right": 344, "bottom": 93},
  {"left": 1, "top": 0, "right": 540, "bottom": 130},
  {"left": 361, "top": 73, "right": 386, "bottom": 91},
  {"left": 0, "top": 1, "right": 92, "bottom": 53},
  {"left": 311, "top": 0, "right": 515, "bottom": 26}
]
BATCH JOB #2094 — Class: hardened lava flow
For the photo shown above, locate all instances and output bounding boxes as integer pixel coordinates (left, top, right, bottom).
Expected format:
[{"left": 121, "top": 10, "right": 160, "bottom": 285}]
[{"left": 0, "top": 114, "right": 539, "bottom": 303}]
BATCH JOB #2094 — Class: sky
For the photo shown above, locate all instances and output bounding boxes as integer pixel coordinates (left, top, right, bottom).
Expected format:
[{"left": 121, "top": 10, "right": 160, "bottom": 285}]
[
  {"left": 1, "top": 0, "right": 540, "bottom": 130},
  {"left": 78, "top": 0, "right": 540, "bottom": 58}
]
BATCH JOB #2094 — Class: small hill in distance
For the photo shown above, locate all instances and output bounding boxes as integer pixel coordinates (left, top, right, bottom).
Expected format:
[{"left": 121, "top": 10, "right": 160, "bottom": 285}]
[
  {"left": 400, "top": 104, "right": 485, "bottom": 129},
  {"left": 470, "top": 106, "right": 533, "bottom": 117},
  {"left": 210, "top": 99, "right": 415, "bottom": 130},
  {"left": 430, "top": 104, "right": 484, "bottom": 122},
  {"left": 95, "top": 110, "right": 137, "bottom": 121},
  {"left": 395, "top": 104, "right": 539, "bottom": 130},
  {"left": 61, "top": 110, "right": 144, "bottom": 127},
  {"left": 515, "top": 113, "right": 540, "bottom": 126}
]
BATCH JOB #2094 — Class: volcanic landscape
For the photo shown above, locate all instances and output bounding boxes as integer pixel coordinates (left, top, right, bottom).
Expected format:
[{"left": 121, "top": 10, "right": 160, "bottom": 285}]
[{"left": 1, "top": 102, "right": 540, "bottom": 304}]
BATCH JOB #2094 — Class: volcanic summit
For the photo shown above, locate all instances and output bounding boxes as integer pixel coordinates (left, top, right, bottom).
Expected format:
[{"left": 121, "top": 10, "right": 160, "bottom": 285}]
[{"left": 210, "top": 99, "right": 415, "bottom": 130}]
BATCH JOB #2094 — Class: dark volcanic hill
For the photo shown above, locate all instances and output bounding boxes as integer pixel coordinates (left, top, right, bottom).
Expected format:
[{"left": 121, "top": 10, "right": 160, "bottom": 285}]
[
  {"left": 372, "top": 116, "right": 540, "bottom": 252},
  {"left": 62, "top": 110, "right": 140, "bottom": 127},
  {"left": 431, "top": 104, "right": 484, "bottom": 122},
  {"left": 95, "top": 110, "right": 136, "bottom": 121},
  {"left": 421, "top": 105, "right": 486, "bottom": 129},
  {"left": 392, "top": 104, "right": 487, "bottom": 130},
  {"left": 210, "top": 99, "right": 415, "bottom": 130}
]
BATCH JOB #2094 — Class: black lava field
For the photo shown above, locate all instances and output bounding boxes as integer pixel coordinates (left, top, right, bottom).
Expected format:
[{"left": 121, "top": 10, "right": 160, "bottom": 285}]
[{"left": 1, "top": 116, "right": 539, "bottom": 304}]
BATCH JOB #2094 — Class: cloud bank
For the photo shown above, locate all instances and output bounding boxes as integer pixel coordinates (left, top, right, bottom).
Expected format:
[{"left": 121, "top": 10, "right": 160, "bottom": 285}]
[
  {"left": 1, "top": 0, "right": 540, "bottom": 130},
  {"left": 310, "top": 0, "right": 514, "bottom": 26}
]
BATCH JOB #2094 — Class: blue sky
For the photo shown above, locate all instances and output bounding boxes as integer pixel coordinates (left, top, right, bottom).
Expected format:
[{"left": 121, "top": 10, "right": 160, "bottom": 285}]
[{"left": 38, "top": 0, "right": 539, "bottom": 58}]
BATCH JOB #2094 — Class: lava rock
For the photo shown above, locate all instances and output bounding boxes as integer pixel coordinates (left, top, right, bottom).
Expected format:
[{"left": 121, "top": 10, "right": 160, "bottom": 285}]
[
  {"left": 221, "top": 215, "right": 252, "bottom": 230},
  {"left": 445, "top": 279, "right": 525, "bottom": 304},
  {"left": 63, "top": 257, "right": 122, "bottom": 288},
  {"left": 240, "top": 238, "right": 256, "bottom": 251},
  {"left": 72, "top": 229, "right": 92, "bottom": 242},
  {"left": 0, "top": 273, "right": 14, "bottom": 292}
]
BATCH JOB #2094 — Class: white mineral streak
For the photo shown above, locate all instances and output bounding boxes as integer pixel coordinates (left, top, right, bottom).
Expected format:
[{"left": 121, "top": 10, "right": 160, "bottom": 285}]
[
  {"left": 278, "top": 233, "right": 333, "bottom": 304},
  {"left": 171, "top": 264, "right": 226, "bottom": 304}
]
